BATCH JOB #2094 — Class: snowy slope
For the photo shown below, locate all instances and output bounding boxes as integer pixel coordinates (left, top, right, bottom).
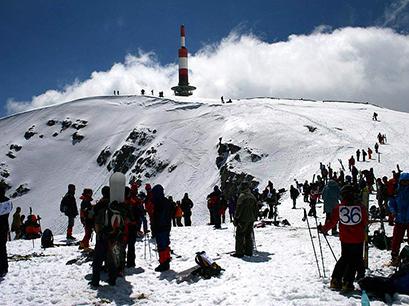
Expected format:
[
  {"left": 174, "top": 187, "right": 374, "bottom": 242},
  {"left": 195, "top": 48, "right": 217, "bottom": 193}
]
[
  {"left": 0, "top": 95, "right": 408, "bottom": 234},
  {"left": 1, "top": 95, "right": 409, "bottom": 305}
]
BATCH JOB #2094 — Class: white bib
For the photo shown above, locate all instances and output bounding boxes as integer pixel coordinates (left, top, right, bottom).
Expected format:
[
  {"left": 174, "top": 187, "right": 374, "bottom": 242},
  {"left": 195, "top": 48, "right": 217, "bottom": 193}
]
[{"left": 339, "top": 206, "right": 362, "bottom": 225}]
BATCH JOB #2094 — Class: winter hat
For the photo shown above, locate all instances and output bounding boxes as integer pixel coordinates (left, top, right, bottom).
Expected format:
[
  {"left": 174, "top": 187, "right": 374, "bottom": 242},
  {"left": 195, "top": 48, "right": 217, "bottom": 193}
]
[
  {"left": 145, "top": 183, "right": 152, "bottom": 191},
  {"left": 101, "top": 186, "right": 110, "bottom": 199}
]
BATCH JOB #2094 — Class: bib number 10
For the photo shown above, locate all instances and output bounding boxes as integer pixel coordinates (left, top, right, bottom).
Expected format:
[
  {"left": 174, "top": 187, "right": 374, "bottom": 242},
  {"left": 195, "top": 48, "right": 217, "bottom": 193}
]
[{"left": 339, "top": 206, "right": 362, "bottom": 225}]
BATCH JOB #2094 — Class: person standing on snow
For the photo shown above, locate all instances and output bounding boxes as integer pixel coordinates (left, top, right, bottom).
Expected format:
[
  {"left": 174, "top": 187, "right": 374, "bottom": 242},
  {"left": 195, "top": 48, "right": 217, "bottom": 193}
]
[
  {"left": 180, "top": 193, "right": 193, "bottom": 226},
  {"left": 0, "top": 185, "right": 12, "bottom": 277},
  {"left": 388, "top": 173, "right": 409, "bottom": 266},
  {"left": 207, "top": 186, "right": 222, "bottom": 229},
  {"left": 151, "top": 185, "right": 172, "bottom": 272},
  {"left": 318, "top": 184, "right": 368, "bottom": 293},
  {"left": 79, "top": 188, "right": 94, "bottom": 250},
  {"left": 322, "top": 180, "right": 341, "bottom": 235},
  {"left": 356, "top": 149, "right": 361, "bottom": 162},
  {"left": 232, "top": 182, "right": 258, "bottom": 258},
  {"left": 61, "top": 184, "right": 78, "bottom": 240},
  {"left": 290, "top": 185, "right": 300, "bottom": 209},
  {"left": 362, "top": 149, "right": 367, "bottom": 162}
]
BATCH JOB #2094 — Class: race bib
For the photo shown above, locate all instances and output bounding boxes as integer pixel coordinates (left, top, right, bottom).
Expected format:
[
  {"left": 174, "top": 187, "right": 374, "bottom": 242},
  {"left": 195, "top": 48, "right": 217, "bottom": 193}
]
[
  {"left": 0, "top": 200, "right": 13, "bottom": 216},
  {"left": 339, "top": 206, "right": 362, "bottom": 225}
]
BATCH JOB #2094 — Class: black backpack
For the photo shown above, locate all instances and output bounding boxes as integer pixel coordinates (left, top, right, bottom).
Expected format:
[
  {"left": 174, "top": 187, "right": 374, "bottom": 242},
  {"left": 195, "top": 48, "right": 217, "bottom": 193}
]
[
  {"left": 41, "top": 229, "right": 54, "bottom": 248},
  {"left": 193, "top": 251, "right": 223, "bottom": 279}
]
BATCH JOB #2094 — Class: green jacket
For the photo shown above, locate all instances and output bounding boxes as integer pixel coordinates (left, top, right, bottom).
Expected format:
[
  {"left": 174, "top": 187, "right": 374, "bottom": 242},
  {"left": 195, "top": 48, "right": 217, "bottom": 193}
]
[{"left": 235, "top": 189, "right": 258, "bottom": 223}]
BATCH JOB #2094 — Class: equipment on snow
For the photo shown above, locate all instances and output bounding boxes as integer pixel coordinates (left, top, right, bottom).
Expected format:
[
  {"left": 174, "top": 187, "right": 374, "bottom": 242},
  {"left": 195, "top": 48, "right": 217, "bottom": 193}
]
[
  {"left": 303, "top": 208, "right": 321, "bottom": 278},
  {"left": 41, "top": 229, "right": 54, "bottom": 248}
]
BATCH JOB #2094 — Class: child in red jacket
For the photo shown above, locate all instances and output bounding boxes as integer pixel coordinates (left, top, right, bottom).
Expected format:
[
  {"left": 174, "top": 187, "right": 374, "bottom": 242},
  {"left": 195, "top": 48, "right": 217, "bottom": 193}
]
[{"left": 319, "top": 184, "right": 368, "bottom": 292}]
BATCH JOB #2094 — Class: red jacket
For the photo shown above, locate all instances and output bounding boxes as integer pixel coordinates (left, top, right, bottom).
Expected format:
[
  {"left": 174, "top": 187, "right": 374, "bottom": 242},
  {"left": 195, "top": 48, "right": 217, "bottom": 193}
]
[{"left": 322, "top": 200, "right": 368, "bottom": 244}]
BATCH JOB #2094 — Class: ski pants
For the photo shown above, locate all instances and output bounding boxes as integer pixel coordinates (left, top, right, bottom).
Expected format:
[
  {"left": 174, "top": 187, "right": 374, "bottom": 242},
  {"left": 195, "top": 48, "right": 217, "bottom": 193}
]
[
  {"left": 183, "top": 211, "right": 192, "bottom": 226},
  {"left": 156, "top": 231, "right": 170, "bottom": 264},
  {"left": 325, "top": 213, "right": 337, "bottom": 233},
  {"left": 81, "top": 223, "right": 93, "bottom": 248},
  {"left": 67, "top": 216, "right": 75, "bottom": 236},
  {"left": 92, "top": 235, "right": 116, "bottom": 285},
  {"left": 211, "top": 208, "right": 221, "bottom": 228},
  {"left": 126, "top": 226, "right": 137, "bottom": 267},
  {"left": 0, "top": 230, "right": 8, "bottom": 274},
  {"left": 391, "top": 223, "right": 409, "bottom": 258},
  {"left": 235, "top": 222, "right": 254, "bottom": 256},
  {"left": 332, "top": 242, "right": 365, "bottom": 285}
]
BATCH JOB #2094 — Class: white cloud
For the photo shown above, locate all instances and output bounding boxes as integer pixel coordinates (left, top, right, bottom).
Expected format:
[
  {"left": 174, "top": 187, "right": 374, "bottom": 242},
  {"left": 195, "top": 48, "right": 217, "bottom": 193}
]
[{"left": 7, "top": 27, "right": 409, "bottom": 114}]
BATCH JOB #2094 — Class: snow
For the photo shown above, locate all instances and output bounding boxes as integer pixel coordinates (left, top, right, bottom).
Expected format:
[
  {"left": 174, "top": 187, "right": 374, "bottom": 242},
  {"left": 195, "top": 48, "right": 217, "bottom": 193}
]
[{"left": 1, "top": 95, "right": 409, "bottom": 305}]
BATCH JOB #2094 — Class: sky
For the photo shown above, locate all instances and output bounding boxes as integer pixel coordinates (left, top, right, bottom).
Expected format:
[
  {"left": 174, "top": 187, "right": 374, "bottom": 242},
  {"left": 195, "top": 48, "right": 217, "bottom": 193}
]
[{"left": 1, "top": 0, "right": 409, "bottom": 116}]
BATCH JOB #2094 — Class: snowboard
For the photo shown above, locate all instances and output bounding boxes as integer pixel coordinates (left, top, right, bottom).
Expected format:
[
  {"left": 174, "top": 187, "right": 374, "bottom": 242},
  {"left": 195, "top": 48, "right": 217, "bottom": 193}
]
[{"left": 109, "top": 172, "right": 126, "bottom": 203}]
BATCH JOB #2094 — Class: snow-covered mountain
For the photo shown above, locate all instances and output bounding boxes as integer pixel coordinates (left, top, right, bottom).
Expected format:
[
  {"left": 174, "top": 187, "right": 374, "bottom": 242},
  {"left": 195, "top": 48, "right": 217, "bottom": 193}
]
[{"left": 1, "top": 95, "right": 408, "bottom": 234}]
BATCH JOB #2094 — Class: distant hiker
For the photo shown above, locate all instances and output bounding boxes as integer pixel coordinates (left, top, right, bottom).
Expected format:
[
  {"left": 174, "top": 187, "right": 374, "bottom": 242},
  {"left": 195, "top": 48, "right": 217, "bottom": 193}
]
[
  {"left": 60, "top": 184, "right": 78, "bottom": 240},
  {"left": 362, "top": 149, "right": 367, "bottom": 162},
  {"left": 375, "top": 142, "right": 379, "bottom": 154},
  {"left": 175, "top": 201, "right": 183, "bottom": 226},
  {"left": 308, "top": 183, "right": 319, "bottom": 217},
  {"left": 180, "top": 193, "right": 193, "bottom": 226},
  {"left": 348, "top": 156, "right": 355, "bottom": 171},
  {"left": 232, "top": 182, "right": 258, "bottom": 258},
  {"left": 388, "top": 173, "right": 409, "bottom": 266},
  {"left": 11, "top": 207, "right": 22, "bottom": 239},
  {"left": 318, "top": 184, "right": 368, "bottom": 293},
  {"left": 351, "top": 166, "right": 358, "bottom": 186},
  {"left": 376, "top": 178, "right": 387, "bottom": 218},
  {"left": 168, "top": 196, "right": 177, "bottom": 227},
  {"left": 0, "top": 184, "right": 12, "bottom": 277},
  {"left": 159, "top": 91, "right": 164, "bottom": 97},
  {"left": 221, "top": 96, "right": 224, "bottom": 103},
  {"left": 113, "top": 90, "right": 116, "bottom": 96},
  {"left": 220, "top": 195, "right": 228, "bottom": 223},
  {"left": 79, "top": 188, "right": 94, "bottom": 250},
  {"left": 228, "top": 195, "right": 237, "bottom": 222},
  {"left": 378, "top": 133, "right": 384, "bottom": 144},
  {"left": 367, "top": 147, "right": 373, "bottom": 160},
  {"left": 141, "top": 89, "right": 145, "bottom": 95},
  {"left": 90, "top": 186, "right": 111, "bottom": 287},
  {"left": 372, "top": 112, "right": 378, "bottom": 121},
  {"left": 321, "top": 166, "right": 329, "bottom": 184},
  {"left": 151, "top": 90, "right": 154, "bottom": 95},
  {"left": 290, "top": 185, "right": 299, "bottom": 209},
  {"left": 117, "top": 90, "right": 120, "bottom": 95},
  {"left": 356, "top": 149, "right": 360, "bottom": 162},
  {"left": 322, "top": 180, "right": 340, "bottom": 235},
  {"left": 151, "top": 185, "right": 172, "bottom": 272},
  {"left": 207, "top": 186, "right": 222, "bottom": 229},
  {"left": 303, "top": 181, "right": 311, "bottom": 203}
]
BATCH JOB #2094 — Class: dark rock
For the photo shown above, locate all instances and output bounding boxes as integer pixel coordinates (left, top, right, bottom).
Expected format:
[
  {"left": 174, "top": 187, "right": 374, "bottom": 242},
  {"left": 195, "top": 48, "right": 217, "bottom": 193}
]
[
  {"left": 24, "top": 125, "right": 36, "bottom": 140},
  {"left": 47, "top": 120, "right": 57, "bottom": 126},
  {"left": 6, "top": 152, "right": 16, "bottom": 159},
  {"left": 0, "top": 179, "right": 11, "bottom": 190},
  {"left": 11, "top": 184, "right": 30, "bottom": 198},
  {"left": 10, "top": 144, "right": 22, "bottom": 152},
  {"left": 234, "top": 154, "right": 241, "bottom": 162},
  {"left": 227, "top": 143, "right": 241, "bottom": 154},
  {"left": 72, "top": 132, "right": 84, "bottom": 144},
  {"left": 61, "top": 119, "right": 72, "bottom": 131},
  {"left": 305, "top": 125, "right": 317, "bottom": 133},
  {"left": 71, "top": 120, "right": 88, "bottom": 130},
  {"left": 107, "top": 145, "right": 137, "bottom": 173},
  {"left": 0, "top": 170, "right": 10, "bottom": 178},
  {"left": 39, "top": 135, "right": 44, "bottom": 139},
  {"left": 52, "top": 132, "right": 59, "bottom": 137},
  {"left": 251, "top": 153, "right": 262, "bottom": 162},
  {"left": 97, "top": 147, "right": 111, "bottom": 166},
  {"left": 168, "top": 164, "right": 177, "bottom": 173}
]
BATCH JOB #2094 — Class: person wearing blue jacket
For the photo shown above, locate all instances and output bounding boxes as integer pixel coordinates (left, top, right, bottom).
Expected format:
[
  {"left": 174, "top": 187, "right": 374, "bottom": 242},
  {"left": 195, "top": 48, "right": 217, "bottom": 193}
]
[
  {"left": 389, "top": 172, "right": 409, "bottom": 266},
  {"left": 322, "top": 180, "right": 341, "bottom": 235},
  {"left": 151, "top": 185, "right": 172, "bottom": 272}
]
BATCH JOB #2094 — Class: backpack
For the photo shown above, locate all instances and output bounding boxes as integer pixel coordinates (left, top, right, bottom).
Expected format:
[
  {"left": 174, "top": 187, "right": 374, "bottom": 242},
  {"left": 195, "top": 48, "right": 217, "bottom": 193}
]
[
  {"left": 371, "top": 230, "right": 391, "bottom": 250},
  {"left": 41, "top": 229, "right": 54, "bottom": 248},
  {"left": 193, "top": 251, "right": 223, "bottom": 279},
  {"left": 60, "top": 196, "right": 68, "bottom": 213},
  {"left": 104, "top": 202, "right": 125, "bottom": 238}
]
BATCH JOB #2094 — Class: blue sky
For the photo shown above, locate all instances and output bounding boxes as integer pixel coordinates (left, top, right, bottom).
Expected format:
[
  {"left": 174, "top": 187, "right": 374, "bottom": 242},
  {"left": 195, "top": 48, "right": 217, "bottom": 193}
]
[{"left": 1, "top": 0, "right": 409, "bottom": 116}]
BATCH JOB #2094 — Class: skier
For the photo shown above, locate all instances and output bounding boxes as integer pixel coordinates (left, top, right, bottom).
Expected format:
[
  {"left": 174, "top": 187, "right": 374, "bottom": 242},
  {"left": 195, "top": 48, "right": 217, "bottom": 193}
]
[
  {"left": 322, "top": 180, "right": 340, "bottom": 235},
  {"left": 362, "top": 149, "right": 367, "bottom": 162},
  {"left": 374, "top": 143, "right": 379, "bottom": 154},
  {"left": 231, "top": 182, "right": 258, "bottom": 258},
  {"left": 11, "top": 207, "right": 22, "bottom": 239},
  {"left": 318, "top": 184, "right": 368, "bottom": 292},
  {"left": 220, "top": 195, "right": 228, "bottom": 223},
  {"left": 228, "top": 195, "right": 237, "bottom": 222},
  {"left": 151, "top": 90, "right": 154, "bottom": 95},
  {"left": 151, "top": 185, "right": 172, "bottom": 272},
  {"left": 61, "top": 184, "right": 78, "bottom": 240},
  {"left": 356, "top": 149, "right": 360, "bottom": 162},
  {"left": 79, "top": 188, "right": 94, "bottom": 250},
  {"left": 207, "top": 186, "right": 222, "bottom": 229},
  {"left": 367, "top": 147, "right": 373, "bottom": 160},
  {"left": 290, "top": 185, "right": 299, "bottom": 209},
  {"left": 90, "top": 186, "right": 110, "bottom": 287},
  {"left": 388, "top": 173, "right": 409, "bottom": 266},
  {"left": 141, "top": 89, "right": 145, "bottom": 95},
  {"left": 372, "top": 112, "right": 378, "bottom": 121},
  {"left": 221, "top": 96, "right": 224, "bottom": 103},
  {"left": 348, "top": 156, "right": 355, "bottom": 171},
  {"left": 0, "top": 184, "right": 12, "bottom": 277},
  {"left": 180, "top": 193, "right": 193, "bottom": 226}
]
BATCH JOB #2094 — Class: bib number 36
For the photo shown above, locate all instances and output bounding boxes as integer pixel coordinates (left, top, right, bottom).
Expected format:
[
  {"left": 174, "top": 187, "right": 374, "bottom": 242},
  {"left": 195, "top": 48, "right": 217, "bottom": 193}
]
[{"left": 339, "top": 206, "right": 362, "bottom": 225}]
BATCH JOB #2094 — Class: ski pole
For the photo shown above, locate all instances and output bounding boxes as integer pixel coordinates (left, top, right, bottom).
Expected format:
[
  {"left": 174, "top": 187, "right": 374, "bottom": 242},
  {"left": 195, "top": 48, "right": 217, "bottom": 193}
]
[
  {"left": 147, "top": 233, "right": 152, "bottom": 259},
  {"left": 303, "top": 208, "right": 321, "bottom": 278},
  {"left": 314, "top": 216, "right": 326, "bottom": 278},
  {"left": 143, "top": 233, "right": 147, "bottom": 259},
  {"left": 252, "top": 229, "right": 257, "bottom": 252},
  {"left": 322, "top": 232, "right": 337, "bottom": 262}
]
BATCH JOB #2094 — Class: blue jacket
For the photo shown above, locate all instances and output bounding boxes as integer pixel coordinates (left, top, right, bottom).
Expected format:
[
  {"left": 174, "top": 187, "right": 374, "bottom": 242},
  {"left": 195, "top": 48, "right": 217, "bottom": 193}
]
[
  {"left": 322, "top": 180, "right": 340, "bottom": 213},
  {"left": 389, "top": 173, "right": 409, "bottom": 224}
]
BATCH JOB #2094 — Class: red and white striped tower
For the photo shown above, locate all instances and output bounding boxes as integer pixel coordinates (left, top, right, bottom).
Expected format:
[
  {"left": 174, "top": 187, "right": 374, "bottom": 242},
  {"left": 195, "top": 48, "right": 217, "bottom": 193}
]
[{"left": 171, "top": 25, "right": 196, "bottom": 96}]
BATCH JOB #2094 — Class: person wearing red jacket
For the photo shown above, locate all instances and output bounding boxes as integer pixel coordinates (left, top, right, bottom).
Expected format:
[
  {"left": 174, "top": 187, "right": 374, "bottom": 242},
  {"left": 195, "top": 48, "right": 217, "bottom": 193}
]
[{"left": 318, "top": 184, "right": 368, "bottom": 293}]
